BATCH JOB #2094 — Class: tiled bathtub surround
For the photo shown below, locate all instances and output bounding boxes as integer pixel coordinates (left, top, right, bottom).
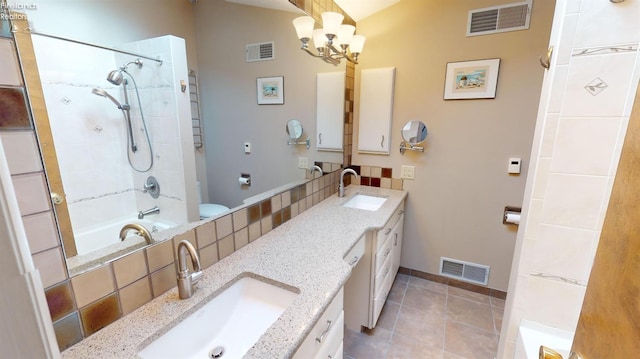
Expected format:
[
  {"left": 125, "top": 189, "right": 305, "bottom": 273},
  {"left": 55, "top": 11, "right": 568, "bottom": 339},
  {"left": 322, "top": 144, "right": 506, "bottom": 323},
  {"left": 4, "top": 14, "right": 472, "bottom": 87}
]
[
  {"left": 31, "top": 34, "right": 194, "bottom": 257},
  {"left": 498, "top": 1, "right": 640, "bottom": 358},
  {"left": 43, "top": 168, "right": 343, "bottom": 350}
]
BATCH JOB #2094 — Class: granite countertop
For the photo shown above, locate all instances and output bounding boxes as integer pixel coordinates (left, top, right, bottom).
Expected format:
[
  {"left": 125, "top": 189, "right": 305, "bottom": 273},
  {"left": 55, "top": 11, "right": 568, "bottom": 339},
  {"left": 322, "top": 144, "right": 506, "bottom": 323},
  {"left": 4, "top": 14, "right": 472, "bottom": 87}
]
[{"left": 61, "top": 185, "right": 407, "bottom": 359}]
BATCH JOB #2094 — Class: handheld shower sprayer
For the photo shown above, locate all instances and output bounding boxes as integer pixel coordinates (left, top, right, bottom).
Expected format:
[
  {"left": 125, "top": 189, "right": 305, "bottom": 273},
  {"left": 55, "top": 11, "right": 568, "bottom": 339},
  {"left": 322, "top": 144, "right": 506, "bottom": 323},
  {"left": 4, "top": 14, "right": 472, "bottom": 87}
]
[
  {"left": 91, "top": 87, "right": 136, "bottom": 153},
  {"left": 91, "top": 88, "right": 129, "bottom": 110}
]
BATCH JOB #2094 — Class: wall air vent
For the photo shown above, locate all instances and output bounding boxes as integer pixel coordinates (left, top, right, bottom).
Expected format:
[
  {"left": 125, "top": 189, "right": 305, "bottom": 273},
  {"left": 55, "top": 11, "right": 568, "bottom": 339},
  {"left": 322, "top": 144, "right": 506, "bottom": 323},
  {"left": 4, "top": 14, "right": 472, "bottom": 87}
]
[
  {"left": 439, "top": 257, "right": 490, "bottom": 285},
  {"left": 246, "top": 41, "right": 275, "bottom": 62},
  {"left": 467, "top": 1, "right": 531, "bottom": 37}
]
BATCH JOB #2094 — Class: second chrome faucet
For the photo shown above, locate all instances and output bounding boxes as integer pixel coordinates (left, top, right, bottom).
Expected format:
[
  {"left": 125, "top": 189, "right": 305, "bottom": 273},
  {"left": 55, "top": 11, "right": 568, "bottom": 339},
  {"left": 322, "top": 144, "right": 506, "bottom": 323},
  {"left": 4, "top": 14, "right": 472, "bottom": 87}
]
[
  {"left": 339, "top": 168, "right": 359, "bottom": 197},
  {"left": 177, "top": 240, "right": 202, "bottom": 299}
]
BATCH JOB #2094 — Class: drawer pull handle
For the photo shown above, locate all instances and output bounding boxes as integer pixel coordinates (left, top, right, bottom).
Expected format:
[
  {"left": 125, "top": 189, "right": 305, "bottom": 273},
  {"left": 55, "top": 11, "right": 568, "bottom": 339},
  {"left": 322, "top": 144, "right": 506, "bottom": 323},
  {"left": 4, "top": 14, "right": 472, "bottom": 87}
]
[
  {"left": 383, "top": 267, "right": 390, "bottom": 278},
  {"left": 385, "top": 228, "right": 392, "bottom": 235},
  {"left": 348, "top": 255, "right": 360, "bottom": 266},
  {"left": 398, "top": 210, "right": 404, "bottom": 215},
  {"left": 316, "top": 320, "right": 333, "bottom": 343},
  {"left": 383, "top": 248, "right": 391, "bottom": 258},
  {"left": 394, "top": 233, "right": 398, "bottom": 246}
]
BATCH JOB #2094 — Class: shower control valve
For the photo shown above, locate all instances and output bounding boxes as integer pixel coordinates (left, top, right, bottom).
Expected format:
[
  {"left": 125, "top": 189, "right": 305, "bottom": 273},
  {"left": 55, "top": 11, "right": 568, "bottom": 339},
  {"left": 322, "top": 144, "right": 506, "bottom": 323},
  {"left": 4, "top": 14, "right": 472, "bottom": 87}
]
[{"left": 143, "top": 176, "right": 160, "bottom": 199}]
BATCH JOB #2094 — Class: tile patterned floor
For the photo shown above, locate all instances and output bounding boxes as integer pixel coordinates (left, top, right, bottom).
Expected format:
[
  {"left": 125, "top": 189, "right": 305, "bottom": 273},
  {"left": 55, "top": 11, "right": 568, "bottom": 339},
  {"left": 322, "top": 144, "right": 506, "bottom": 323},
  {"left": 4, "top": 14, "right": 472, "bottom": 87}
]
[{"left": 344, "top": 273, "right": 505, "bottom": 359}]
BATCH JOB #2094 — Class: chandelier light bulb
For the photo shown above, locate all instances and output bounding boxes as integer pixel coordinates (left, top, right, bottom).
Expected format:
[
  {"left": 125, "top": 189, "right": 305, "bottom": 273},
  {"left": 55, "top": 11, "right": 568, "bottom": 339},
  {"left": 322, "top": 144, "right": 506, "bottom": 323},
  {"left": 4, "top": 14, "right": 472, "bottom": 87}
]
[{"left": 321, "top": 12, "right": 344, "bottom": 38}]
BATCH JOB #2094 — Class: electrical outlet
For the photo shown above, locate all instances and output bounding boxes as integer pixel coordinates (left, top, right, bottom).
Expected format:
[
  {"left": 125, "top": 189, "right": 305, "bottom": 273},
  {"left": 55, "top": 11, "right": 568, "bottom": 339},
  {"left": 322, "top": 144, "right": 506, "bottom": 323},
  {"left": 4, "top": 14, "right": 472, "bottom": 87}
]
[
  {"left": 401, "top": 165, "right": 415, "bottom": 179},
  {"left": 298, "top": 157, "right": 308, "bottom": 169}
]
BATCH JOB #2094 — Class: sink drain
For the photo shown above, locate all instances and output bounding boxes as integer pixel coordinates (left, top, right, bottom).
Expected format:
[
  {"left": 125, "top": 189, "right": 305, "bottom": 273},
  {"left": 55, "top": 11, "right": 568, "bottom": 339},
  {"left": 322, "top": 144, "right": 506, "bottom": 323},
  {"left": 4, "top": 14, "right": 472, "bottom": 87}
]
[{"left": 209, "top": 346, "right": 225, "bottom": 358}]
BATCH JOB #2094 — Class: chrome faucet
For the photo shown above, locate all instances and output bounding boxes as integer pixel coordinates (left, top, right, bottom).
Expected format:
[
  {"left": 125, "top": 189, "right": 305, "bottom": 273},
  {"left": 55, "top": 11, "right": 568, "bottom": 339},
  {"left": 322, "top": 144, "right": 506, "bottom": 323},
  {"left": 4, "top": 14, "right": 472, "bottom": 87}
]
[
  {"left": 177, "top": 240, "right": 203, "bottom": 299},
  {"left": 138, "top": 205, "right": 159, "bottom": 219},
  {"left": 309, "top": 165, "right": 323, "bottom": 177},
  {"left": 119, "top": 223, "right": 154, "bottom": 245},
  {"left": 339, "top": 168, "right": 359, "bottom": 197}
]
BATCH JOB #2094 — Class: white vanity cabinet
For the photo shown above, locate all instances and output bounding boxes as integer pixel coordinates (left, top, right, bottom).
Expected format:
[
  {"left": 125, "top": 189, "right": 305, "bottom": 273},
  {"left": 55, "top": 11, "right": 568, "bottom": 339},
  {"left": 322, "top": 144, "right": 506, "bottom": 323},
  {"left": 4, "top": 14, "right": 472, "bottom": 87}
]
[
  {"left": 344, "top": 201, "right": 405, "bottom": 330},
  {"left": 316, "top": 72, "right": 345, "bottom": 151},
  {"left": 293, "top": 288, "right": 344, "bottom": 359},
  {"left": 357, "top": 67, "right": 396, "bottom": 155}
]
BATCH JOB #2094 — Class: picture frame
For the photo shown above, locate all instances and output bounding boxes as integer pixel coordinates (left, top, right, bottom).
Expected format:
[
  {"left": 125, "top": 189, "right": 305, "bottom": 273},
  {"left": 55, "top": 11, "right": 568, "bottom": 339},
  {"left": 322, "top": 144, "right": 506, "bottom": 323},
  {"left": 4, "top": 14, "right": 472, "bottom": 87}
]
[
  {"left": 256, "top": 76, "right": 284, "bottom": 105},
  {"left": 443, "top": 58, "right": 500, "bottom": 100}
]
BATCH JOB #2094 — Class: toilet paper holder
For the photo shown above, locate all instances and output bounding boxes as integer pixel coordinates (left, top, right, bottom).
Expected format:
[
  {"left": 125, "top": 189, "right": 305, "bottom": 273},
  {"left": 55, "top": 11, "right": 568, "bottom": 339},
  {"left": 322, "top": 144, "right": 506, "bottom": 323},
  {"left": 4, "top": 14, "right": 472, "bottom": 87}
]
[
  {"left": 503, "top": 206, "right": 521, "bottom": 225},
  {"left": 239, "top": 173, "right": 251, "bottom": 186}
]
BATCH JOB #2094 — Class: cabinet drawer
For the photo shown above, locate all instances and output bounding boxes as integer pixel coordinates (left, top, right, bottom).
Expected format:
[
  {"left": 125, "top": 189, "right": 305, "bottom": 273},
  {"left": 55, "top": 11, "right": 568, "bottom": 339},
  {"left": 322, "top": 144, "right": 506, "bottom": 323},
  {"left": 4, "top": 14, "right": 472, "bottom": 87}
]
[
  {"left": 372, "top": 261, "right": 396, "bottom": 326},
  {"left": 314, "top": 311, "right": 344, "bottom": 359},
  {"left": 373, "top": 254, "right": 392, "bottom": 297},
  {"left": 344, "top": 234, "right": 365, "bottom": 268},
  {"left": 374, "top": 236, "right": 393, "bottom": 274},
  {"left": 293, "top": 289, "right": 344, "bottom": 359},
  {"left": 329, "top": 341, "right": 344, "bottom": 359},
  {"left": 375, "top": 201, "right": 405, "bottom": 251}
]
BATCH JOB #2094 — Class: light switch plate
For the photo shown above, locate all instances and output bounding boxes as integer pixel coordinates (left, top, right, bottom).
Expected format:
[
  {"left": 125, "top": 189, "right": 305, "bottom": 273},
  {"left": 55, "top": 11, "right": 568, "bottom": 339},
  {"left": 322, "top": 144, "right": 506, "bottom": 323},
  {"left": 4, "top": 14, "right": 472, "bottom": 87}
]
[
  {"left": 401, "top": 165, "right": 415, "bottom": 179},
  {"left": 298, "top": 157, "right": 308, "bottom": 169}
]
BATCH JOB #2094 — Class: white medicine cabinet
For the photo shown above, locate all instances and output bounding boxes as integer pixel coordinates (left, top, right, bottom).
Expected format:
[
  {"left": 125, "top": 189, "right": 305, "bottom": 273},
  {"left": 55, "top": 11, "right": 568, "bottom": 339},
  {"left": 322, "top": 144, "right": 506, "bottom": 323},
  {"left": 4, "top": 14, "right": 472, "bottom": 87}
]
[{"left": 357, "top": 67, "right": 396, "bottom": 155}]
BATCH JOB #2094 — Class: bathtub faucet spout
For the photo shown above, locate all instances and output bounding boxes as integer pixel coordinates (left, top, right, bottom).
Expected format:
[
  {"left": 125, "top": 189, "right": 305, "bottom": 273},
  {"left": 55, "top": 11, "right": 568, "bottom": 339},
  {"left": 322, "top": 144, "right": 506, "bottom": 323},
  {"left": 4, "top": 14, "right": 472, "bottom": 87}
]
[{"left": 138, "top": 206, "right": 159, "bottom": 219}]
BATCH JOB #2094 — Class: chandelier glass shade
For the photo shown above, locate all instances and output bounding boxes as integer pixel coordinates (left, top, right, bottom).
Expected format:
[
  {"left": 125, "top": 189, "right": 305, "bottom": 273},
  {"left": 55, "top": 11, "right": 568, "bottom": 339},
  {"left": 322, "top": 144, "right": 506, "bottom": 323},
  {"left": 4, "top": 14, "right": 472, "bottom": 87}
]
[{"left": 292, "top": 12, "right": 365, "bottom": 65}]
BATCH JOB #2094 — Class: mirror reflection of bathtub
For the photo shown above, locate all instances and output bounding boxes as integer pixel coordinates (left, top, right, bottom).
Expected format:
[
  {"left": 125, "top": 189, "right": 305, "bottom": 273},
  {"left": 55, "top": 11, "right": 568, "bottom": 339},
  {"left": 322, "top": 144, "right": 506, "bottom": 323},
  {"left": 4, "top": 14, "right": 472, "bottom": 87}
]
[
  {"left": 67, "top": 217, "right": 176, "bottom": 276},
  {"left": 29, "top": 33, "right": 197, "bottom": 275}
]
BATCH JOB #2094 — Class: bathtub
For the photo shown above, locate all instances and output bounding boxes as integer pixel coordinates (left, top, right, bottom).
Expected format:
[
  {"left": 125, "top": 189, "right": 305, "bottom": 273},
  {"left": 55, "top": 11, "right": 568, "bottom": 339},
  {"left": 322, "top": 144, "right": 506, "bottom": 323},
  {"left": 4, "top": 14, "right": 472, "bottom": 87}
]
[
  {"left": 515, "top": 320, "right": 574, "bottom": 359},
  {"left": 74, "top": 217, "right": 175, "bottom": 256}
]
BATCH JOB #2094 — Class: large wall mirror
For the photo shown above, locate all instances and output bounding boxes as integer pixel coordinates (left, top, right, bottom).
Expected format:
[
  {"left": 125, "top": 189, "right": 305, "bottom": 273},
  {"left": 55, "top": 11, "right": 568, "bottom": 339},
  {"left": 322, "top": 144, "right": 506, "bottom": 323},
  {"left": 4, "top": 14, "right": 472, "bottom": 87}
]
[{"left": 13, "top": 0, "right": 346, "bottom": 276}]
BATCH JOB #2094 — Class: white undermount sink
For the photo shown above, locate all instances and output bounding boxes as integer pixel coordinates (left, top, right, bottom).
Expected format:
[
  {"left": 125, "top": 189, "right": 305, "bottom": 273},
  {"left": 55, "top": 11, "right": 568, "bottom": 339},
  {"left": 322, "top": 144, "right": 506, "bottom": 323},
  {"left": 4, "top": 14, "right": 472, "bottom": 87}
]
[
  {"left": 138, "top": 275, "right": 298, "bottom": 359},
  {"left": 343, "top": 194, "right": 387, "bottom": 211}
]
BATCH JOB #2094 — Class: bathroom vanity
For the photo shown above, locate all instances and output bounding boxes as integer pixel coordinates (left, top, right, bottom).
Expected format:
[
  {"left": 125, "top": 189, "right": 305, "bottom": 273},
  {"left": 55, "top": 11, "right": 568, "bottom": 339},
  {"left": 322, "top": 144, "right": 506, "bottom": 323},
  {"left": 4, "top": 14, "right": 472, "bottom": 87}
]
[
  {"left": 60, "top": 185, "right": 406, "bottom": 359},
  {"left": 344, "top": 199, "right": 405, "bottom": 330}
]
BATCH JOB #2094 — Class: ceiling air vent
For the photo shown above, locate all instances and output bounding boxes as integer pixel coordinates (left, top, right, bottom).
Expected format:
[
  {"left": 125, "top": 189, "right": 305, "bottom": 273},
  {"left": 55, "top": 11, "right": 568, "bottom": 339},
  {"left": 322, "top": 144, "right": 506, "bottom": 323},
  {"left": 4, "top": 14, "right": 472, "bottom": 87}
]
[
  {"left": 440, "top": 257, "right": 490, "bottom": 285},
  {"left": 467, "top": 1, "right": 531, "bottom": 37},
  {"left": 246, "top": 41, "right": 275, "bottom": 62}
]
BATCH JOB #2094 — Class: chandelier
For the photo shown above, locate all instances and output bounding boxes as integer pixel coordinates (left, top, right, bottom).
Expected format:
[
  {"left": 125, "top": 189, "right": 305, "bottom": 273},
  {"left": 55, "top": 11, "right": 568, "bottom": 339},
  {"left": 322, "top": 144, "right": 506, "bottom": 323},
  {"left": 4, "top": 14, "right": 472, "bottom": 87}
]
[{"left": 292, "top": 12, "right": 366, "bottom": 66}]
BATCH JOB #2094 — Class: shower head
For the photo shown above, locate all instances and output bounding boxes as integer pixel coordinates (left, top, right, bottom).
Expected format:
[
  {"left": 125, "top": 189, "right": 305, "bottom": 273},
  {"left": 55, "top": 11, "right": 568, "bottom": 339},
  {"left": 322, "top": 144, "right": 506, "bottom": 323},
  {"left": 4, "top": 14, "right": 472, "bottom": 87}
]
[
  {"left": 92, "top": 88, "right": 125, "bottom": 109},
  {"left": 107, "top": 59, "right": 143, "bottom": 85},
  {"left": 107, "top": 70, "right": 124, "bottom": 85}
]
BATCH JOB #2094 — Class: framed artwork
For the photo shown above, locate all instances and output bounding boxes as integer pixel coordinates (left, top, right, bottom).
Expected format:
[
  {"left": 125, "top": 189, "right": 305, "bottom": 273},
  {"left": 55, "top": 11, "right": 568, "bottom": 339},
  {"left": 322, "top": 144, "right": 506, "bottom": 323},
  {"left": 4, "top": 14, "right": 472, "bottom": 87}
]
[
  {"left": 443, "top": 58, "right": 500, "bottom": 100},
  {"left": 256, "top": 76, "right": 284, "bottom": 105}
]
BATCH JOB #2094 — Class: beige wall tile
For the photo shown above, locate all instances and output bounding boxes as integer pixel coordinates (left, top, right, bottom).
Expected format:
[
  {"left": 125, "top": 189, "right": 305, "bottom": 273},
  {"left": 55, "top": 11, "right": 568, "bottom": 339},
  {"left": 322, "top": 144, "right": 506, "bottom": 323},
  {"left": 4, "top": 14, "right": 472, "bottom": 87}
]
[
  {"left": 113, "top": 250, "right": 148, "bottom": 288},
  {"left": 281, "top": 190, "right": 291, "bottom": 207},
  {"left": 199, "top": 243, "right": 218, "bottom": 269},
  {"left": 32, "top": 247, "right": 67, "bottom": 288},
  {"left": 361, "top": 166, "right": 371, "bottom": 176},
  {"left": 71, "top": 265, "right": 115, "bottom": 308},
  {"left": 271, "top": 194, "right": 282, "bottom": 212},
  {"left": 232, "top": 208, "right": 248, "bottom": 230},
  {"left": 218, "top": 234, "right": 234, "bottom": 260},
  {"left": 248, "top": 221, "right": 261, "bottom": 242},
  {"left": 0, "top": 131, "right": 42, "bottom": 174},
  {"left": 12, "top": 173, "right": 51, "bottom": 216},
  {"left": 215, "top": 214, "right": 233, "bottom": 239},
  {"left": 381, "top": 178, "right": 392, "bottom": 189},
  {"left": 0, "top": 39, "right": 22, "bottom": 86},
  {"left": 119, "top": 277, "right": 152, "bottom": 315},
  {"left": 23, "top": 211, "right": 59, "bottom": 254},
  {"left": 196, "top": 221, "right": 216, "bottom": 248},
  {"left": 150, "top": 264, "right": 176, "bottom": 297},
  {"left": 234, "top": 227, "right": 249, "bottom": 250},
  {"left": 261, "top": 216, "right": 272, "bottom": 235},
  {"left": 146, "top": 240, "right": 175, "bottom": 273},
  {"left": 371, "top": 167, "right": 382, "bottom": 178}
]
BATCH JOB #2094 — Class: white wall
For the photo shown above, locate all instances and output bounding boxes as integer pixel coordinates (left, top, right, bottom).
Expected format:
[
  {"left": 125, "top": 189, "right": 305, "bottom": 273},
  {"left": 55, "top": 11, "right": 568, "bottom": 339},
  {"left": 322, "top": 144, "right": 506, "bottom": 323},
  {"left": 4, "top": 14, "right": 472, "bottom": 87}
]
[
  {"left": 498, "top": 0, "right": 640, "bottom": 357},
  {"left": 354, "top": 0, "right": 556, "bottom": 290}
]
